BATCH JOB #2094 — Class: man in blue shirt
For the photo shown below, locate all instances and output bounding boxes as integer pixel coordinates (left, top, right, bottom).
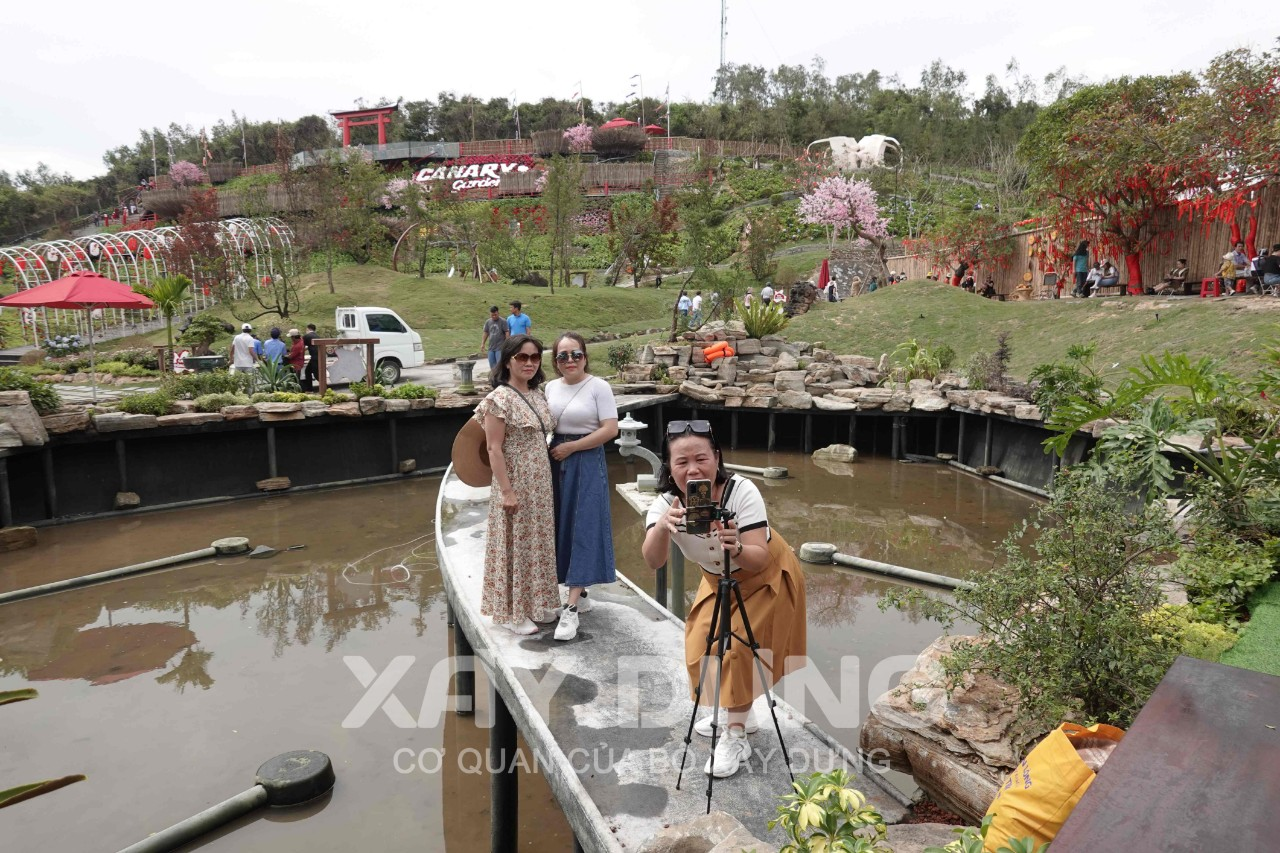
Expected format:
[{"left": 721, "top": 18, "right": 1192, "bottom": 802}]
[
  {"left": 262, "top": 327, "right": 288, "bottom": 364},
  {"left": 507, "top": 301, "right": 531, "bottom": 336}
]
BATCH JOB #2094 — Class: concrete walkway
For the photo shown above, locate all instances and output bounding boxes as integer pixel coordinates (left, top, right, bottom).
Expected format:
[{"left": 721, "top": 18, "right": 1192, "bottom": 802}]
[{"left": 435, "top": 469, "right": 908, "bottom": 851}]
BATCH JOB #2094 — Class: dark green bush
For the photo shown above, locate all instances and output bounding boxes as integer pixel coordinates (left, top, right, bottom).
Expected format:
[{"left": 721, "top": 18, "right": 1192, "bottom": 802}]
[
  {"left": 166, "top": 372, "right": 250, "bottom": 399},
  {"left": 0, "top": 367, "right": 61, "bottom": 414},
  {"left": 1178, "top": 534, "right": 1278, "bottom": 624},
  {"left": 606, "top": 343, "right": 636, "bottom": 373},
  {"left": 349, "top": 381, "right": 387, "bottom": 399},
  {"left": 117, "top": 390, "right": 172, "bottom": 416},
  {"left": 385, "top": 383, "right": 436, "bottom": 400},
  {"left": 193, "top": 392, "right": 251, "bottom": 412}
]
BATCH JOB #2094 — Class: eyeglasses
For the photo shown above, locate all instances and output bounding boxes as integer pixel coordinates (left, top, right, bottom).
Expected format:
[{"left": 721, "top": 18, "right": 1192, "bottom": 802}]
[
  {"left": 511, "top": 352, "right": 542, "bottom": 365},
  {"left": 667, "top": 419, "right": 713, "bottom": 437},
  {"left": 555, "top": 350, "right": 585, "bottom": 363}
]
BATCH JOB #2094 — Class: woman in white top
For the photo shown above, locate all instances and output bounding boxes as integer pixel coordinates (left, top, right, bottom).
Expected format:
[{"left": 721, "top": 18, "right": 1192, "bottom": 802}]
[
  {"left": 545, "top": 332, "right": 620, "bottom": 641},
  {"left": 641, "top": 420, "right": 807, "bottom": 778}
]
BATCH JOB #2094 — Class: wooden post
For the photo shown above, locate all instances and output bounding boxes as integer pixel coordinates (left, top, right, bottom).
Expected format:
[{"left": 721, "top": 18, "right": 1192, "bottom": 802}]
[
  {"left": 42, "top": 447, "right": 57, "bottom": 519},
  {"left": 0, "top": 458, "right": 12, "bottom": 527},
  {"left": 984, "top": 418, "right": 993, "bottom": 467},
  {"left": 490, "top": 686, "right": 518, "bottom": 852},
  {"left": 767, "top": 413, "right": 776, "bottom": 452}
]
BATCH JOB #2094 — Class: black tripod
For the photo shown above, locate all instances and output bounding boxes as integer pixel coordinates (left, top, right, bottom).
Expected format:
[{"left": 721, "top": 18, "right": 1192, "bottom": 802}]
[{"left": 676, "top": 539, "right": 793, "bottom": 813}]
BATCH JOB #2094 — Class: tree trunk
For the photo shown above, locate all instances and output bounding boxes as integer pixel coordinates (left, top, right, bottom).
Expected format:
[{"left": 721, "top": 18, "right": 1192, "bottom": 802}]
[
  {"left": 1124, "top": 252, "right": 1143, "bottom": 295},
  {"left": 1246, "top": 212, "right": 1259, "bottom": 259},
  {"left": 326, "top": 256, "right": 335, "bottom": 294}
]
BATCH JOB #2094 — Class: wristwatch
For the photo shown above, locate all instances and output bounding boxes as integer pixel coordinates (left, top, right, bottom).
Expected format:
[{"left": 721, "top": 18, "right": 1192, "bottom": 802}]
[{"left": 734, "top": 541, "right": 743, "bottom": 557}]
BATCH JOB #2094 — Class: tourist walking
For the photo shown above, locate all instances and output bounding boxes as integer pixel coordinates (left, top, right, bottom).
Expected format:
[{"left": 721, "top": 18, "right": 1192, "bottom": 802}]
[
  {"left": 640, "top": 420, "right": 807, "bottom": 778},
  {"left": 545, "top": 332, "right": 619, "bottom": 642},
  {"left": 743, "top": 287, "right": 754, "bottom": 308},
  {"left": 262, "top": 327, "right": 287, "bottom": 364},
  {"left": 1071, "top": 241, "right": 1090, "bottom": 297},
  {"left": 285, "top": 329, "right": 305, "bottom": 377},
  {"left": 691, "top": 291, "right": 704, "bottom": 325},
  {"left": 677, "top": 290, "right": 691, "bottom": 317},
  {"left": 482, "top": 305, "right": 508, "bottom": 370},
  {"left": 474, "top": 335, "right": 560, "bottom": 634},
  {"left": 301, "top": 324, "right": 319, "bottom": 391},
  {"left": 759, "top": 283, "right": 774, "bottom": 302},
  {"left": 507, "top": 300, "right": 532, "bottom": 336},
  {"left": 229, "top": 323, "right": 258, "bottom": 374}
]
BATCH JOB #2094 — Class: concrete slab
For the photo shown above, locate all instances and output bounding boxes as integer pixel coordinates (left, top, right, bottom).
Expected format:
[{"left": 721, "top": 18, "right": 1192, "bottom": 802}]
[{"left": 436, "top": 469, "right": 908, "bottom": 852}]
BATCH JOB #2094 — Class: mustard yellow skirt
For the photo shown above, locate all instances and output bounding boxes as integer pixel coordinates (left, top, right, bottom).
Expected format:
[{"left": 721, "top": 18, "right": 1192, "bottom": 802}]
[{"left": 684, "top": 529, "right": 807, "bottom": 707}]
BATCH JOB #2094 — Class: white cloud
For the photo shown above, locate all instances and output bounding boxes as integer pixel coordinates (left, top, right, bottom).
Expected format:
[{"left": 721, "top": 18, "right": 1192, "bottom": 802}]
[{"left": 0, "top": 0, "right": 1267, "bottom": 178}]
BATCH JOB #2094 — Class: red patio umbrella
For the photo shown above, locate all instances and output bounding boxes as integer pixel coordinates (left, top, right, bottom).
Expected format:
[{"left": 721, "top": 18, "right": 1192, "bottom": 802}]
[
  {"left": 599, "top": 117, "right": 639, "bottom": 130},
  {"left": 643, "top": 124, "right": 666, "bottom": 136},
  {"left": 0, "top": 270, "right": 155, "bottom": 401}
]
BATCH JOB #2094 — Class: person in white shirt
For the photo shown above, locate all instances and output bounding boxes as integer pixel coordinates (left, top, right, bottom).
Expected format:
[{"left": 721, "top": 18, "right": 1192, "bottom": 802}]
[
  {"left": 743, "top": 288, "right": 753, "bottom": 307},
  {"left": 690, "top": 291, "right": 704, "bottom": 325},
  {"left": 759, "top": 284, "right": 774, "bottom": 301},
  {"left": 229, "top": 323, "right": 258, "bottom": 373},
  {"left": 545, "top": 332, "right": 620, "bottom": 641}
]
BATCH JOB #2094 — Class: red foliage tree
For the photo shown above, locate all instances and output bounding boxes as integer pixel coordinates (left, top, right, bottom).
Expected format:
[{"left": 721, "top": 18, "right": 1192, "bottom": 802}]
[{"left": 1020, "top": 74, "right": 1200, "bottom": 293}]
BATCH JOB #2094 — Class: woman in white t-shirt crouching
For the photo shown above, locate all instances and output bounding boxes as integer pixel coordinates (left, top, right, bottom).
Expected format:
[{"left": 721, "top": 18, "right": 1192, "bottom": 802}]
[
  {"left": 545, "top": 332, "right": 620, "bottom": 641},
  {"left": 640, "top": 420, "right": 807, "bottom": 778}
]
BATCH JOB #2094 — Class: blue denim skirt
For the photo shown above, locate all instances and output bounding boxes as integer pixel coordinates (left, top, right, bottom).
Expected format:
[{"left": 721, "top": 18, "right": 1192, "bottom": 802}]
[{"left": 551, "top": 435, "right": 617, "bottom": 587}]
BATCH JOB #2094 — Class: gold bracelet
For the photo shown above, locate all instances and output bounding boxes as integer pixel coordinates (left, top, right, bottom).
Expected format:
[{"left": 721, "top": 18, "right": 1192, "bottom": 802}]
[{"left": 734, "top": 541, "right": 743, "bottom": 557}]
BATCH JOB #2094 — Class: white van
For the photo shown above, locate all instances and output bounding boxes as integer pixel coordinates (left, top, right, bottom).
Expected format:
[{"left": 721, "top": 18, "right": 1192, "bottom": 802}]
[{"left": 334, "top": 306, "right": 424, "bottom": 384}]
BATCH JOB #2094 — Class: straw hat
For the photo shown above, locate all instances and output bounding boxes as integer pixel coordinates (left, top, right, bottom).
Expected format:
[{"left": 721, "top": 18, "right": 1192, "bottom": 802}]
[
  {"left": 287, "top": 328, "right": 300, "bottom": 337},
  {"left": 451, "top": 418, "right": 492, "bottom": 487}
]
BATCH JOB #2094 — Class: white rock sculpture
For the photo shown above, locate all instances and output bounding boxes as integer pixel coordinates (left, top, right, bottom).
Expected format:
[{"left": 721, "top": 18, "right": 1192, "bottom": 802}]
[{"left": 806, "top": 134, "right": 903, "bottom": 171}]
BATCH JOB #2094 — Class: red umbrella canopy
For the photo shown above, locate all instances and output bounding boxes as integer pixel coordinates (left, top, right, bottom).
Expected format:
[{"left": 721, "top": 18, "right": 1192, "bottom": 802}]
[
  {"left": 599, "top": 117, "right": 639, "bottom": 130},
  {"left": 0, "top": 270, "right": 154, "bottom": 310},
  {"left": 643, "top": 124, "right": 666, "bottom": 135}
]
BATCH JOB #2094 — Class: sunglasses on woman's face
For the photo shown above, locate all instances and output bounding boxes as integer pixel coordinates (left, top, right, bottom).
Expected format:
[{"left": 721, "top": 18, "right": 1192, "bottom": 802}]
[
  {"left": 667, "top": 419, "right": 713, "bottom": 437},
  {"left": 511, "top": 352, "right": 542, "bottom": 365},
  {"left": 555, "top": 350, "right": 585, "bottom": 363}
]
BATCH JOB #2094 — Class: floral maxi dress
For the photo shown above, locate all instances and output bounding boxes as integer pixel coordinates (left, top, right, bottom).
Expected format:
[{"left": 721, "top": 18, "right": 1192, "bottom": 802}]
[{"left": 473, "top": 384, "right": 560, "bottom": 624}]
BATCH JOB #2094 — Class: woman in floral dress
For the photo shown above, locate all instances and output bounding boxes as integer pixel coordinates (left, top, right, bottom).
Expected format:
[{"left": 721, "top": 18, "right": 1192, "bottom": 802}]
[{"left": 474, "top": 334, "right": 560, "bottom": 634}]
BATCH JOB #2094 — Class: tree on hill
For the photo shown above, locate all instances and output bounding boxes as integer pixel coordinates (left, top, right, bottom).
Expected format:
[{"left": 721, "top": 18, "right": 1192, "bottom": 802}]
[
  {"left": 294, "top": 149, "right": 388, "bottom": 294},
  {"left": 543, "top": 155, "right": 585, "bottom": 292},
  {"left": 1173, "top": 46, "right": 1280, "bottom": 257},
  {"left": 1019, "top": 74, "right": 1200, "bottom": 292}
]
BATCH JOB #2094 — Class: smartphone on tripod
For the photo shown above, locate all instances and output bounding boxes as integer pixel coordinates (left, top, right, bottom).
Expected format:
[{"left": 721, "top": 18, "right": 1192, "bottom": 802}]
[{"left": 683, "top": 478, "right": 716, "bottom": 536}]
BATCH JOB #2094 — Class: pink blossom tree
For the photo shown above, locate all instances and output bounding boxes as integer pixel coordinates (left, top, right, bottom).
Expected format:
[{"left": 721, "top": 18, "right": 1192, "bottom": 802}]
[
  {"left": 563, "top": 123, "right": 593, "bottom": 154},
  {"left": 797, "top": 176, "right": 889, "bottom": 250},
  {"left": 169, "top": 160, "right": 207, "bottom": 188}
]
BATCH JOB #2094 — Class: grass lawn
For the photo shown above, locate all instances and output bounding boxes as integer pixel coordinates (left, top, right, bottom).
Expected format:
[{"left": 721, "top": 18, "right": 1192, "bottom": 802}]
[
  {"left": 111, "top": 255, "right": 1280, "bottom": 382},
  {"left": 131, "top": 264, "right": 684, "bottom": 359},
  {"left": 787, "top": 280, "right": 1280, "bottom": 380},
  {"left": 1221, "top": 582, "right": 1280, "bottom": 677}
]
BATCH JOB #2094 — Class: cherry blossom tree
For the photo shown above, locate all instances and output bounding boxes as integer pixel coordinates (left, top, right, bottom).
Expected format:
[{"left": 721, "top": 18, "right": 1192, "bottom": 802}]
[
  {"left": 563, "top": 123, "right": 593, "bottom": 154},
  {"left": 169, "top": 160, "right": 207, "bottom": 188},
  {"left": 797, "top": 175, "right": 890, "bottom": 250}
]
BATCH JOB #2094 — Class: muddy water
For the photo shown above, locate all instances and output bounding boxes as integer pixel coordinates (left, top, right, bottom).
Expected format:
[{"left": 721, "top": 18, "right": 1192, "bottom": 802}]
[{"left": 0, "top": 454, "right": 1034, "bottom": 851}]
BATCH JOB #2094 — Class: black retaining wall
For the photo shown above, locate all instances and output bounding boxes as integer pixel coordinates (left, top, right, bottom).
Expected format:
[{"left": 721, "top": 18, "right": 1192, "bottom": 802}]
[
  {"left": 1, "top": 407, "right": 474, "bottom": 526},
  {"left": 0, "top": 400, "right": 1086, "bottom": 529}
]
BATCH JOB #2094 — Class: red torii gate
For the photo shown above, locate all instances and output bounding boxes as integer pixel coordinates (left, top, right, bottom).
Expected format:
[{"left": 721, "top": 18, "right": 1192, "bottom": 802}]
[{"left": 331, "top": 106, "right": 396, "bottom": 147}]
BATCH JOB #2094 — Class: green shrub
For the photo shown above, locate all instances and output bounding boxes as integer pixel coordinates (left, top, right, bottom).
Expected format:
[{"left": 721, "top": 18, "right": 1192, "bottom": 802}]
[
  {"left": 0, "top": 367, "right": 61, "bottom": 414},
  {"left": 117, "top": 390, "right": 172, "bottom": 416},
  {"left": 606, "top": 343, "right": 636, "bottom": 373},
  {"left": 193, "top": 392, "right": 251, "bottom": 412},
  {"left": 884, "top": 463, "right": 1180, "bottom": 732},
  {"left": 350, "top": 381, "right": 387, "bottom": 399},
  {"left": 109, "top": 348, "right": 161, "bottom": 369},
  {"left": 96, "top": 361, "right": 131, "bottom": 375},
  {"left": 181, "top": 314, "right": 230, "bottom": 350},
  {"left": 933, "top": 342, "right": 957, "bottom": 372},
  {"left": 1177, "top": 534, "right": 1278, "bottom": 624},
  {"left": 1147, "top": 605, "right": 1239, "bottom": 662},
  {"left": 651, "top": 364, "right": 670, "bottom": 384},
  {"left": 385, "top": 383, "right": 436, "bottom": 400},
  {"left": 769, "top": 769, "right": 889, "bottom": 853},
  {"left": 888, "top": 339, "right": 943, "bottom": 383},
  {"left": 741, "top": 299, "right": 789, "bottom": 339},
  {"left": 321, "top": 390, "right": 353, "bottom": 405},
  {"left": 249, "top": 392, "right": 312, "bottom": 404},
  {"left": 254, "top": 359, "right": 300, "bottom": 392},
  {"left": 166, "top": 371, "right": 250, "bottom": 399}
]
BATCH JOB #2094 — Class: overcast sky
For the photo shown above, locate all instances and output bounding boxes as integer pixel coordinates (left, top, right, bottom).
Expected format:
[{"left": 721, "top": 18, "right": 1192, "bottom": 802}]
[{"left": 1, "top": 1, "right": 1266, "bottom": 179}]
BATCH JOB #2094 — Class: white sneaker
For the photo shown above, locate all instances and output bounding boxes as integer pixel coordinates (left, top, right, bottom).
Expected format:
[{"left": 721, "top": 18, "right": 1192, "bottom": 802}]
[
  {"left": 694, "top": 706, "right": 760, "bottom": 738},
  {"left": 704, "top": 727, "right": 751, "bottom": 777},
  {"left": 499, "top": 617, "right": 538, "bottom": 636},
  {"left": 554, "top": 607, "right": 579, "bottom": 641},
  {"left": 575, "top": 592, "right": 592, "bottom": 613},
  {"left": 533, "top": 607, "right": 560, "bottom": 624}
]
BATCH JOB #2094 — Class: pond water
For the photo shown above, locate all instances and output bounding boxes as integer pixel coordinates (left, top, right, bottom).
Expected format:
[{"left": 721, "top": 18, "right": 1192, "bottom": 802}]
[{"left": 0, "top": 453, "right": 1036, "bottom": 851}]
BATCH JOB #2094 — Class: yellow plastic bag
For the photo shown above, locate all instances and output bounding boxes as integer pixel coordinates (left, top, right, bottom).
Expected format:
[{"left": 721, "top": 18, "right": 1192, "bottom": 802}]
[{"left": 983, "top": 722, "right": 1125, "bottom": 851}]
